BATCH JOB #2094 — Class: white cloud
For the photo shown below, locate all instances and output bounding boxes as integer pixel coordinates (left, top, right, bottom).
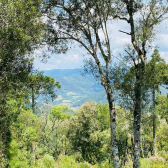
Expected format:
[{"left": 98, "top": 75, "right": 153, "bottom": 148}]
[
  {"left": 160, "top": 52, "right": 168, "bottom": 62},
  {"left": 155, "top": 34, "right": 168, "bottom": 51},
  {"left": 33, "top": 17, "right": 168, "bottom": 70},
  {"left": 34, "top": 50, "right": 85, "bottom": 70},
  {"left": 67, "top": 54, "right": 79, "bottom": 62},
  {"left": 115, "top": 37, "right": 131, "bottom": 46}
]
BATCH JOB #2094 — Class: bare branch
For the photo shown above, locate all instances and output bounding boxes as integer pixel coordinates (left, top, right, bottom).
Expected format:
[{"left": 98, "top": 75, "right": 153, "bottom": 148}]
[
  {"left": 119, "top": 30, "right": 131, "bottom": 35},
  {"left": 113, "top": 15, "right": 129, "bottom": 23},
  {"left": 125, "top": 49, "right": 136, "bottom": 67}
]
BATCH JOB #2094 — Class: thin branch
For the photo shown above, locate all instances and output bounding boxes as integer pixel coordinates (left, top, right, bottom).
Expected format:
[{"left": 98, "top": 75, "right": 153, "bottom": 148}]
[
  {"left": 119, "top": 30, "right": 131, "bottom": 35},
  {"left": 125, "top": 49, "right": 136, "bottom": 67},
  {"left": 111, "top": 54, "right": 127, "bottom": 66},
  {"left": 114, "top": 15, "right": 129, "bottom": 23},
  {"left": 59, "top": 30, "right": 93, "bottom": 56}
]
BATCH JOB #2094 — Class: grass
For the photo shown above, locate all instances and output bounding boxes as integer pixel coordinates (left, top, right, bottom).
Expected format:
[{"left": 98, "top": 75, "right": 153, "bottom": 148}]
[{"left": 124, "top": 157, "right": 166, "bottom": 168}]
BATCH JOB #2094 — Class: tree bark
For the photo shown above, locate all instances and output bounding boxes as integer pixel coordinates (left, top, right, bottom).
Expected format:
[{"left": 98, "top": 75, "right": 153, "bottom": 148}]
[
  {"left": 133, "top": 74, "right": 142, "bottom": 168},
  {"left": 107, "top": 91, "right": 119, "bottom": 168},
  {"left": 97, "top": 56, "right": 119, "bottom": 168}
]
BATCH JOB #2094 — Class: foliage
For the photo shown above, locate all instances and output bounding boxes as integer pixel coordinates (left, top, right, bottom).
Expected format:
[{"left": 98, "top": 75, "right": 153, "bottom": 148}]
[
  {"left": 35, "top": 154, "right": 55, "bottom": 168},
  {"left": 157, "top": 93, "right": 168, "bottom": 122},
  {"left": 0, "top": 0, "right": 44, "bottom": 165},
  {"left": 67, "top": 101, "right": 111, "bottom": 164},
  {"left": 156, "top": 120, "right": 168, "bottom": 153},
  {"left": 0, "top": 0, "right": 43, "bottom": 91},
  {"left": 55, "top": 155, "right": 91, "bottom": 168},
  {"left": 27, "top": 71, "right": 61, "bottom": 113},
  {"left": 1, "top": 0, "right": 168, "bottom": 167},
  {"left": 50, "top": 105, "right": 70, "bottom": 120},
  {"left": 4, "top": 99, "right": 168, "bottom": 168}
]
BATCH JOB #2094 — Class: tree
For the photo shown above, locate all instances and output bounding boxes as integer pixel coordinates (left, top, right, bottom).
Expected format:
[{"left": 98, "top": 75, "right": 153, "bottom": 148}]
[
  {"left": 157, "top": 93, "right": 168, "bottom": 124},
  {"left": 0, "top": 0, "right": 43, "bottom": 91},
  {"left": 0, "top": 97, "right": 28, "bottom": 167},
  {"left": 67, "top": 101, "right": 111, "bottom": 164},
  {"left": 27, "top": 71, "right": 61, "bottom": 114},
  {"left": 0, "top": 0, "right": 44, "bottom": 166},
  {"left": 25, "top": 72, "right": 60, "bottom": 164},
  {"left": 115, "top": 48, "right": 168, "bottom": 156},
  {"left": 145, "top": 48, "right": 167, "bottom": 155},
  {"left": 113, "top": 0, "right": 168, "bottom": 167},
  {"left": 40, "top": 105, "right": 70, "bottom": 158},
  {"left": 43, "top": 1, "right": 120, "bottom": 167}
]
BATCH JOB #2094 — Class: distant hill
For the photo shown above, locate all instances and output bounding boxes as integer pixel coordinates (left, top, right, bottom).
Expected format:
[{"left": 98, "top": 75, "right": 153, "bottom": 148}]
[
  {"left": 43, "top": 69, "right": 107, "bottom": 107},
  {"left": 40, "top": 69, "right": 168, "bottom": 108}
]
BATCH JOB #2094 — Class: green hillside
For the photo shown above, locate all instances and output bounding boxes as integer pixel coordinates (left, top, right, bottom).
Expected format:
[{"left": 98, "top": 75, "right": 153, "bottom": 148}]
[
  {"left": 51, "top": 74, "right": 107, "bottom": 107},
  {"left": 41, "top": 69, "right": 168, "bottom": 108}
]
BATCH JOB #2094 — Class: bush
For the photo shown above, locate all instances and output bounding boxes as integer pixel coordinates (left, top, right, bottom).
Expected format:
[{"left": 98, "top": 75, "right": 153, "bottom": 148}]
[
  {"left": 96, "top": 160, "right": 113, "bottom": 168},
  {"left": 35, "top": 154, "right": 55, "bottom": 168},
  {"left": 55, "top": 155, "right": 91, "bottom": 168},
  {"left": 140, "top": 158, "right": 152, "bottom": 168},
  {"left": 9, "top": 147, "right": 31, "bottom": 168}
]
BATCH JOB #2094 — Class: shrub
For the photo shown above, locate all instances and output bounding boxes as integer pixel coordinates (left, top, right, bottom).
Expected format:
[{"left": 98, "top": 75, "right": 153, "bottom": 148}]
[
  {"left": 55, "top": 155, "right": 91, "bottom": 168},
  {"left": 36, "top": 154, "right": 55, "bottom": 168}
]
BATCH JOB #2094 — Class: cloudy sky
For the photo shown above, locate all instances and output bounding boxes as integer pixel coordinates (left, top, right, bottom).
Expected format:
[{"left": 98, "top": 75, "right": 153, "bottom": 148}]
[{"left": 33, "top": 19, "right": 168, "bottom": 71}]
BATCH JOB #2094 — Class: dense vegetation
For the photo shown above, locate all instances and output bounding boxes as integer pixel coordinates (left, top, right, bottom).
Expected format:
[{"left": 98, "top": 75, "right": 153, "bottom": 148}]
[
  {"left": 3, "top": 100, "right": 168, "bottom": 168},
  {"left": 0, "top": 0, "right": 168, "bottom": 168}
]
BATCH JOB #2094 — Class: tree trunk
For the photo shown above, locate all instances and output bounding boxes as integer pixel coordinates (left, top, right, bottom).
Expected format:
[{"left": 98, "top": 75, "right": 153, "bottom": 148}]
[
  {"left": 133, "top": 75, "right": 142, "bottom": 168},
  {"left": 107, "top": 92, "right": 119, "bottom": 168}
]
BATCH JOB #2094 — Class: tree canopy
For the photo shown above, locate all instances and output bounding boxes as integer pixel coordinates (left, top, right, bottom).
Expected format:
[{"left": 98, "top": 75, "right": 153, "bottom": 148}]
[{"left": 0, "top": 0, "right": 168, "bottom": 168}]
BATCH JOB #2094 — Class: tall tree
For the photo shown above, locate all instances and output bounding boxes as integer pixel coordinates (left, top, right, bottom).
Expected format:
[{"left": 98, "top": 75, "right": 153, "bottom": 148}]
[
  {"left": 67, "top": 101, "right": 110, "bottom": 164},
  {"left": 0, "top": 0, "right": 44, "bottom": 166},
  {"left": 27, "top": 71, "right": 61, "bottom": 114},
  {"left": 44, "top": 0, "right": 120, "bottom": 167},
  {"left": 115, "top": 48, "right": 168, "bottom": 157},
  {"left": 146, "top": 48, "right": 167, "bottom": 155},
  {"left": 113, "top": 0, "right": 168, "bottom": 167}
]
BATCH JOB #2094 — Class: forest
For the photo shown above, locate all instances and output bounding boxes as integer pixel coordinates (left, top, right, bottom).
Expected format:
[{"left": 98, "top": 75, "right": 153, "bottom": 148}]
[{"left": 0, "top": 0, "right": 168, "bottom": 168}]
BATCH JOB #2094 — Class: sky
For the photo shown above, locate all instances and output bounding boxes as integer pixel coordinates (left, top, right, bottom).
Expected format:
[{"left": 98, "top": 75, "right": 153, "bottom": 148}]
[{"left": 33, "top": 18, "right": 168, "bottom": 71}]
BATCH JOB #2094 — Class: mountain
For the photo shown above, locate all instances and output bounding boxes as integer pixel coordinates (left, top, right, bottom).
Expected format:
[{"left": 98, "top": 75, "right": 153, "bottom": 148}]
[
  {"left": 41, "top": 69, "right": 168, "bottom": 108},
  {"left": 43, "top": 69, "right": 107, "bottom": 107}
]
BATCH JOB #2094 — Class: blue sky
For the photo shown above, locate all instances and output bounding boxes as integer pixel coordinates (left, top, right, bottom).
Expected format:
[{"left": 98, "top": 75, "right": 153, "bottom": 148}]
[{"left": 34, "top": 19, "right": 168, "bottom": 71}]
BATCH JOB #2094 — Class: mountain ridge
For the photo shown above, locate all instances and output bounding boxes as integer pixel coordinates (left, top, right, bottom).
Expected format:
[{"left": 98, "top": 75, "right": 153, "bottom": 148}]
[
  {"left": 42, "top": 69, "right": 107, "bottom": 107},
  {"left": 41, "top": 69, "right": 168, "bottom": 108}
]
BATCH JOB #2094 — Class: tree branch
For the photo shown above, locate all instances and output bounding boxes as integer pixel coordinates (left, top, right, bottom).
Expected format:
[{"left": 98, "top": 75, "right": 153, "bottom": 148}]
[
  {"left": 125, "top": 49, "right": 136, "bottom": 67},
  {"left": 119, "top": 30, "right": 131, "bottom": 35},
  {"left": 114, "top": 15, "right": 129, "bottom": 23}
]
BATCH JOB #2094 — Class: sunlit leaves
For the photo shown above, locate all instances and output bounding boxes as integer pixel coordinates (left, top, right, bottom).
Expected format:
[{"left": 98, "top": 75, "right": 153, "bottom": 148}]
[{"left": 50, "top": 105, "right": 70, "bottom": 120}]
